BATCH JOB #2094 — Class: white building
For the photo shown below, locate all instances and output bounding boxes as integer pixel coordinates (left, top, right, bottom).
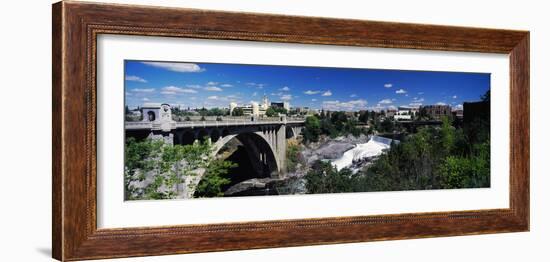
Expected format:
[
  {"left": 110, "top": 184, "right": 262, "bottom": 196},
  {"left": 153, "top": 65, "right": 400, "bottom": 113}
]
[
  {"left": 229, "top": 97, "right": 268, "bottom": 117},
  {"left": 261, "top": 95, "right": 269, "bottom": 110},
  {"left": 393, "top": 106, "right": 418, "bottom": 121}
]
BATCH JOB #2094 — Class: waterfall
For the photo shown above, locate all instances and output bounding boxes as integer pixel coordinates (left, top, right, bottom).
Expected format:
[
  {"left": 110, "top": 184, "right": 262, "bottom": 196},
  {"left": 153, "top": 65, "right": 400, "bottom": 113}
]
[{"left": 330, "top": 136, "right": 397, "bottom": 171}]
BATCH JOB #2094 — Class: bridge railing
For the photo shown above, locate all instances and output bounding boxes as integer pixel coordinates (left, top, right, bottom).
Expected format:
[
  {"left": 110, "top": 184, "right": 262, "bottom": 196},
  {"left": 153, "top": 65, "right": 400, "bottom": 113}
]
[
  {"left": 126, "top": 116, "right": 305, "bottom": 130},
  {"left": 125, "top": 122, "right": 153, "bottom": 129},
  {"left": 171, "top": 116, "right": 306, "bottom": 122}
]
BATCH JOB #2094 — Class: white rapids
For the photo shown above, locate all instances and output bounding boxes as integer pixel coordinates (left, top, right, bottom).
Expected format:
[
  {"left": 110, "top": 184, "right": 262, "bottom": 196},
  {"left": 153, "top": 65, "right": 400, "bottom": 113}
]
[{"left": 331, "top": 137, "right": 392, "bottom": 171}]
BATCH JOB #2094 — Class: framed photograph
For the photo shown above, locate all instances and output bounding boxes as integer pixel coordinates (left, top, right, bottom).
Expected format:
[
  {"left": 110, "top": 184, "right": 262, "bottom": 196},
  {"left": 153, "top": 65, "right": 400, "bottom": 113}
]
[{"left": 52, "top": 1, "right": 529, "bottom": 261}]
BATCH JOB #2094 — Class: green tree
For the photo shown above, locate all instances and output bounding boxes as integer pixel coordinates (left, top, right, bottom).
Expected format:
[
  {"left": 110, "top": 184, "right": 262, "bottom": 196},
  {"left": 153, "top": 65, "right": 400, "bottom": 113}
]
[
  {"left": 320, "top": 118, "right": 338, "bottom": 138},
  {"left": 303, "top": 115, "right": 321, "bottom": 142},
  {"left": 194, "top": 159, "right": 237, "bottom": 197},
  {"left": 305, "top": 161, "right": 355, "bottom": 194},
  {"left": 379, "top": 118, "right": 395, "bottom": 133},
  {"left": 286, "top": 141, "right": 304, "bottom": 173},
  {"left": 265, "top": 107, "right": 277, "bottom": 117},
  {"left": 232, "top": 107, "right": 244, "bottom": 116},
  {"left": 207, "top": 107, "right": 225, "bottom": 116},
  {"left": 358, "top": 111, "right": 369, "bottom": 123},
  {"left": 481, "top": 90, "right": 490, "bottom": 102},
  {"left": 440, "top": 116, "right": 455, "bottom": 154}
]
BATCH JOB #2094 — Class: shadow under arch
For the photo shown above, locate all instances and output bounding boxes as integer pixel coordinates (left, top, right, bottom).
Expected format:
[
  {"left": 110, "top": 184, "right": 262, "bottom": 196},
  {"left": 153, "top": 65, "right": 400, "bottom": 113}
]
[
  {"left": 211, "top": 132, "right": 279, "bottom": 186},
  {"left": 285, "top": 127, "right": 295, "bottom": 139}
]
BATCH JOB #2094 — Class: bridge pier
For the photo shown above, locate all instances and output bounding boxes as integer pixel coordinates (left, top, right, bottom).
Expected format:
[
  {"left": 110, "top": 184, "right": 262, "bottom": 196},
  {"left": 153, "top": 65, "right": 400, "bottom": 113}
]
[{"left": 148, "top": 131, "right": 174, "bottom": 145}]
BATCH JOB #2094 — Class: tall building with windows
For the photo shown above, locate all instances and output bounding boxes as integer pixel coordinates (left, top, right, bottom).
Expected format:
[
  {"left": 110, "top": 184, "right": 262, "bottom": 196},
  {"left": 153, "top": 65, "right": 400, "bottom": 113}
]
[
  {"left": 421, "top": 105, "right": 452, "bottom": 120},
  {"left": 271, "top": 101, "right": 290, "bottom": 111}
]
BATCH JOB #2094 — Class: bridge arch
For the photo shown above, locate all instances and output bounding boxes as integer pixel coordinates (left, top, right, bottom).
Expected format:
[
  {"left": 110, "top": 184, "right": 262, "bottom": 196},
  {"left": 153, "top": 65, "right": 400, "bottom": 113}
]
[
  {"left": 212, "top": 132, "right": 279, "bottom": 179},
  {"left": 210, "top": 129, "right": 221, "bottom": 142},
  {"left": 221, "top": 128, "right": 230, "bottom": 138},
  {"left": 181, "top": 131, "right": 196, "bottom": 145},
  {"left": 197, "top": 129, "right": 210, "bottom": 142}
]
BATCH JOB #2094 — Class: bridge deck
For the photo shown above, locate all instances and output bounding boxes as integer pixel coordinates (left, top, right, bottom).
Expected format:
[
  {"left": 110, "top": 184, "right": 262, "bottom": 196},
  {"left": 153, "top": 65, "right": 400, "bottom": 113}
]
[{"left": 125, "top": 119, "right": 305, "bottom": 130}]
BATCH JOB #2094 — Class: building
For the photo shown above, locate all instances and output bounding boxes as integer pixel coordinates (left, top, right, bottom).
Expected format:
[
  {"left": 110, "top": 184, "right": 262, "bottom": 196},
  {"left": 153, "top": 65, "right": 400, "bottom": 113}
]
[
  {"left": 271, "top": 101, "right": 290, "bottom": 111},
  {"left": 452, "top": 108, "right": 464, "bottom": 119},
  {"left": 385, "top": 108, "right": 397, "bottom": 118},
  {"left": 293, "top": 106, "right": 317, "bottom": 116},
  {"left": 422, "top": 104, "right": 452, "bottom": 120},
  {"left": 463, "top": 101, "right": 489, "bottom": 124},
  {"left": 229, "top": 96, "right": 270, "bottom": 117},
  {"left": 394, "top": 106, "right": 418, "bottom": 121}
]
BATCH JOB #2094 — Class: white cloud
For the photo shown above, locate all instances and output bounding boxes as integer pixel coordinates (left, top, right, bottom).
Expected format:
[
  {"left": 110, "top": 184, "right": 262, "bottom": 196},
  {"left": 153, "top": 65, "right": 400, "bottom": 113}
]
[
  {"left": 395, "top": 89, "right": 407, "bottom": 94},
  {"left": 304, "top": 90, "right": 320, "bottom": 95},
  {"left": 227, "top": 95, "right": 239, "bottom": 101},
  {"left": 142, "top": 62, "right": 205, "bottom": 73},
  {"left": 162, "top": 86, "right": 197, "bottom": 94},
  {"left": 311, "top": 98, "right": 317, "bottom": 102},
  {"left": 322, "top": 99, "right": 367, "bottom": 111},
  {"left": 186, "top": 84, "right": 202, "bottom": 89},
  {"left": 322, "top": 90, "right": 332, "bottom": 96},
  {"left": 409, "top": 102, "right": 423, "bottom": 107},
  {"left": 418, "top": 92, "right": 424, "bottom": 95},
  {"left": 142, "top": 97, "right": 150, "bottom": 101},
  {"left": 279, "top": 86, "right": 290, "bottom": 91},
  {"left": 246, "top": 82, "right": 266, "bottom": 89},
  {"left": 207, "top": 96, "right": 219, "bottom": 100},
  {"left": 125, "top": 75, "right": 147, "bottom": 83},
  {"left": 378, "top": 99, "right": 393, "bottom": 104},
  {"left": 252, "top": 92, "right": 258, "bottom": 97},
  {"left": 384, "top": 83, "right": 393, "bottom": 88},
  {"left": 452, "top": 95, "right": 458, "bottom": 99},
  {"left": 281, "top": 94, "right": 293, "bottom": 101},
  {"left": 206, "top": 81, "right": 218, "bottom": 85},
  {"left": 436, "top": 102, "right": 447, "bottom": 105},
  {"left": 454, "top": 104, "right": 464, "bottom": 110},
  {"left": 350, "top": 94, "right": 357, "bottom": 98},
  {"left": 130, "top": 88, "right": 155, "bottom": 93},
  {"left": 221, "top": 84, "right": 233, "bottom": 88},
  {"left": 412, "top": 97, "right": 424, "bottom": 103},
  {"left": 204, "top": 86, "right": 223, "bottom": 91}
]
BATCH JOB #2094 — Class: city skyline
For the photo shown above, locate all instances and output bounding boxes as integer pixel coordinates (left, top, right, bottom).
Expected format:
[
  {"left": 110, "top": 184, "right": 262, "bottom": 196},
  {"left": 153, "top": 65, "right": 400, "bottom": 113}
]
[{"left": 124, "top": 60, "right": 490, "bottom": 111}]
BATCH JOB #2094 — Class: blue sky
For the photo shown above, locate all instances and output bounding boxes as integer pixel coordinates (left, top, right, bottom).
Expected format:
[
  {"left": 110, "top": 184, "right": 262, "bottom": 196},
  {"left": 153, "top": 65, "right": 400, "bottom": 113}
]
[{"left": 124, "top": 60, "right": 490, "bottom": 111}]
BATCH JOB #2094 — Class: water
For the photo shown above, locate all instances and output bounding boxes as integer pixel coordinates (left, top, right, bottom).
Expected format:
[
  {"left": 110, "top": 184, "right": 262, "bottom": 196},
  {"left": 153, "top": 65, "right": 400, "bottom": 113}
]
[{"left": 330, "top": 136, "right": 393, "bottom": 171}]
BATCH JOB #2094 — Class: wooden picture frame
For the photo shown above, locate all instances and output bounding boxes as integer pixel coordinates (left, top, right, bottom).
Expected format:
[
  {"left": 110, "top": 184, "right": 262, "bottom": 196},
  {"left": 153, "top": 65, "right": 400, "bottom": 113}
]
[{"left": 52, "top": 1, "right": 529, "bottom": 261}]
